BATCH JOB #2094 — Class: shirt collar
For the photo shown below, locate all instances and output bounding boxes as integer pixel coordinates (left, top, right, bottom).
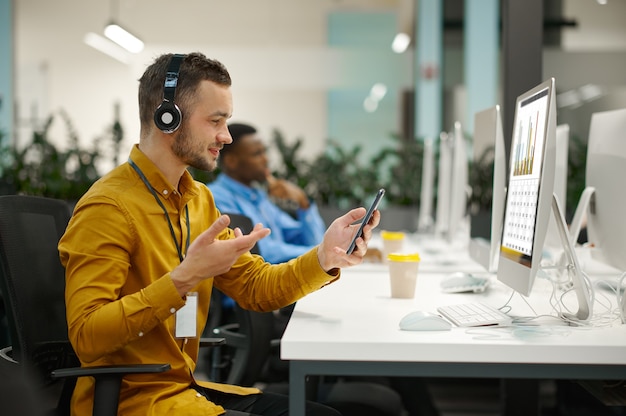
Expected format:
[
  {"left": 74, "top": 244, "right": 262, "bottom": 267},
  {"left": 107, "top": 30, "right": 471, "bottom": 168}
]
[
  {"left": 129, "top": 145, "right": 199, "bottom": 202},
  {"left": 217, "top": 173, "right": 264, "bottom": 203}
]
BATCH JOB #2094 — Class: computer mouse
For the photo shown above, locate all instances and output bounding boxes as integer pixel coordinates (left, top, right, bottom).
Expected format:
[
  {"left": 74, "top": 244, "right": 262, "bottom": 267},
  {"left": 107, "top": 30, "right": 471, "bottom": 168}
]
[
  {"left": 440, "top": 272, "right": 489, "bottom": 293},
  {"left": 399, "top": 310, "right": 452, "bottom": 331}
]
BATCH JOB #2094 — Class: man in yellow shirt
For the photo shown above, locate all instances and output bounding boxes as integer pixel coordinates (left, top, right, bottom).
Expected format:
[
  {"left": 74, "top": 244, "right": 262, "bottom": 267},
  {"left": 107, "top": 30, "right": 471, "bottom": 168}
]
[{"left": 58, "top": 52, "right": 379, "bottom": 416}]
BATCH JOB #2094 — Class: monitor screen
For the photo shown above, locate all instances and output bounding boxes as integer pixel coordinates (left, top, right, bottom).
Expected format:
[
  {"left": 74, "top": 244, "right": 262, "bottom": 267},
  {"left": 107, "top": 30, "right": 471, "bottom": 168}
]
[
  {"left": 468, "top": 105, "right": 506, "bottom": 273},
  {"left": 585, "top": 108, "right": 626, "bottom": 272},
  {"left": 498, "top": 78, "right": 557, "bottom": 296}
]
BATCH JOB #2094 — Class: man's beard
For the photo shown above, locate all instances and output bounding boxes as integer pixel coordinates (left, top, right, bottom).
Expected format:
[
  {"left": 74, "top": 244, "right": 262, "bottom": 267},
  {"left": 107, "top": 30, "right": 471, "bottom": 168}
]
[{"left": 172, "top": 124, "right": 215, "bottom": 172}]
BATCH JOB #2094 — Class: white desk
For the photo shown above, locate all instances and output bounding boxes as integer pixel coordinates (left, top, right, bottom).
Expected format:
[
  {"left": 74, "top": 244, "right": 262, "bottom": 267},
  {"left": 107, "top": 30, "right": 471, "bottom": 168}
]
[{"left": 281, "top": 263, "right": 626, "bottom": 414}]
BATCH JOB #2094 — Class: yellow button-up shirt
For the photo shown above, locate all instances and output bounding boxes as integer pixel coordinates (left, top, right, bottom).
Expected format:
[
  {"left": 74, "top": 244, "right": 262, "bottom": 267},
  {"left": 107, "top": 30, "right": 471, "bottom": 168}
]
[{"left": 58, "top": 145, "right": 339, "bottom": 416}]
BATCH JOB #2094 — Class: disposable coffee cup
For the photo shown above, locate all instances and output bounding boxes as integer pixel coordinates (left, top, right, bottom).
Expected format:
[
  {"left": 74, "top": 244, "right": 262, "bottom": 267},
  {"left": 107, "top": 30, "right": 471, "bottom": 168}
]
[
  {"left": 381, "top": 230, "right": 405, "bottom": 264},
  {"left": 387, "top": 252, "right": 421, "bottom": 299}
]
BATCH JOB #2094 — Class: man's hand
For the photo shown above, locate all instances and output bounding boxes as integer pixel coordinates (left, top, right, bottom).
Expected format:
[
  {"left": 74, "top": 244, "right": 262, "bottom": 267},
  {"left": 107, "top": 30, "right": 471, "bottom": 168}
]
[
  {"left": 171, "top": 215, "right": 271, "bottom": 296},
  {"left": 317, "top": 207, "right": 381, "bottom": 272},
  {"left": 266, "top": 171, "right": 310, "bottom": 210}
]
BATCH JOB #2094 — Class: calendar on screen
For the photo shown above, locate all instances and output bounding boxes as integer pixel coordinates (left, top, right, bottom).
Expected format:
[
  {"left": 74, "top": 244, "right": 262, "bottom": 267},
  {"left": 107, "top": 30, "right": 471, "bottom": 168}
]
[{"left": 501, "top": 88, "right": 549, "bottom": 258}]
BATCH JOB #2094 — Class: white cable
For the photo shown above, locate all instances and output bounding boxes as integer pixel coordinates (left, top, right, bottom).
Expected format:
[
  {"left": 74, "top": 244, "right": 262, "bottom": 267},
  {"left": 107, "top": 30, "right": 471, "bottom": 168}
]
[{"left": 617, "top": 271, "right": 626, "bottom": 323}]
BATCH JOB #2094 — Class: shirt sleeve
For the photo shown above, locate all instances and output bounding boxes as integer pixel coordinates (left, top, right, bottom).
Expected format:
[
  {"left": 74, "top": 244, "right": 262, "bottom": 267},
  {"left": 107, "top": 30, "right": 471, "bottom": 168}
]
[{"left": 214, "top": 246, "right": 340, "bottom": 312}]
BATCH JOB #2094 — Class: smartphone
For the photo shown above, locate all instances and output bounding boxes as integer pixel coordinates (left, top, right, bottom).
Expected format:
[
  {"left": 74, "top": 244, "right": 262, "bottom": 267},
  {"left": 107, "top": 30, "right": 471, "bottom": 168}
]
[{"left": 346, "top": 188, "right": 385, "bottom": 255}]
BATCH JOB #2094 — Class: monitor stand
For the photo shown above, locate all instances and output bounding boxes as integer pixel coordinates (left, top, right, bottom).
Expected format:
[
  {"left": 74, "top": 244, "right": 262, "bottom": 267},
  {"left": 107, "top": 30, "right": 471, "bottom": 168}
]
[{"left": 550, "top": 193, "right": 593, "bottom": 321}]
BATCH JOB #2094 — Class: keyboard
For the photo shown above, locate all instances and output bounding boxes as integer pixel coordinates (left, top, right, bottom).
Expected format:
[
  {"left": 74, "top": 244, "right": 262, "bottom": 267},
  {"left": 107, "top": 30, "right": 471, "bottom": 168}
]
[{"left": 437, "top": 302, "right": 513, "bottom": 327}]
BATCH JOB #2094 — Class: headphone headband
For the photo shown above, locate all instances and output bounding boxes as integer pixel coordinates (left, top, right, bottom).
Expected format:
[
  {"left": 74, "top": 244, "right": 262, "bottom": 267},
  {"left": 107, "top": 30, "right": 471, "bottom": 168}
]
[{"left": 162, "top": 54, "right": 185, "bottom": 103}]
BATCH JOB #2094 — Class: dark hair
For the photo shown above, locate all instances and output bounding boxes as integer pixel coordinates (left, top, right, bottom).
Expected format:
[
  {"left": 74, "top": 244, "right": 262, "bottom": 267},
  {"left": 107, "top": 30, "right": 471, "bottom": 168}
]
[
  {"left": 138, "top": 52, "right": 232, "bottom": 134},
  {"left": 218, "top": 122, "right": 258, "bottom": 161}
]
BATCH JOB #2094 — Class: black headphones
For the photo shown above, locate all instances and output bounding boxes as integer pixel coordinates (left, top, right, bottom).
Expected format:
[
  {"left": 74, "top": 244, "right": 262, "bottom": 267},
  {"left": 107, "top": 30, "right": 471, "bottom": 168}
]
[{"left": 153, "top": 54, "right": 186, "bottom": 133}]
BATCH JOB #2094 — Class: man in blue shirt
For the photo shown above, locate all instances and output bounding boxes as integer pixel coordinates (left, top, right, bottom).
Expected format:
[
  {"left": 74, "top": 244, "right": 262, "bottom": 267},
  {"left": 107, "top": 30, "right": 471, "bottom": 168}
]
[{"left": 208, "top": 122, "right": 326, "bottom": 264}]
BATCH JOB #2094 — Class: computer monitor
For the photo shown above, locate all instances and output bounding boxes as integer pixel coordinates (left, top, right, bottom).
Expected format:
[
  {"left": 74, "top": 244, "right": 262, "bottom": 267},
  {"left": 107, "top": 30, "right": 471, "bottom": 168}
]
[
  {"left": 448, "top": 122, "right": 469, "bottom": 242},
  {"left": 435, "top": 124, "right": 468, "bottom": 242},
  {"left": 497, "top": 79, "right": 591, "bottom": 321},
  {"left": 498, "top": 79, "right": 557, "bottom": 296},
  {"left": 418, "top": 137, "right": 436, "bottom": 232},
  {"left": 584, "top": 108, "right": 626, "bottom": 272},
  {"left": 544, "top": 124, "right": 570, "bottom": 252},
  {"left": 435, "top": 131, "right": 452, "bottom": 237},
  {"left": 468, "top": 105, "right": 506, "bottom": 273},
  {"left": 553, "top": 124, "right": 569, "bottom": 216}
]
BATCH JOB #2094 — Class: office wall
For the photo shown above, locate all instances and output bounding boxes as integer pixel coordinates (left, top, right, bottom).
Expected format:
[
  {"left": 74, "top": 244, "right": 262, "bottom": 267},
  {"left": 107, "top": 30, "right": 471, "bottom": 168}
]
[
  {"left": 440, "top": 1, "right": 626, "bottom": 144},
  {"left": 13, "top": 0, "right": 401, "bottom": 172},
  {"left": 327, "top": 11, "right": 412, "bottom": 165},
  {"left": 11, "top": 0, "right": 626, "bottom": 174},
  {"left": 561, "top": 0, "right": 626, "bottom": 51}
]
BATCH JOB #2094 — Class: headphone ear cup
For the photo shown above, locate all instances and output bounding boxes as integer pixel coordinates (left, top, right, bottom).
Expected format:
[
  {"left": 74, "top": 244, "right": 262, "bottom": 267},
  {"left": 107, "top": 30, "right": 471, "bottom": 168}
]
[{"left": 154, "top": 101, "right": 182, "bottom": 133}]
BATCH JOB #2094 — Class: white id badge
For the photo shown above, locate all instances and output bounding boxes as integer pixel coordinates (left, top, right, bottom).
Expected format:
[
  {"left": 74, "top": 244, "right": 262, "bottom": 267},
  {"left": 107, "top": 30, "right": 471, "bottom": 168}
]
[{"left": 175, "top": 292, "right": 198, "bottom": 338}]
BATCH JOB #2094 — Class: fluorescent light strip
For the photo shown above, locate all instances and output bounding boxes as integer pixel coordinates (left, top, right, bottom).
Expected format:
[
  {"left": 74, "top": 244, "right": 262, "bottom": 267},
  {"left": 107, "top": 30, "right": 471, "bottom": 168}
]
[
  {"left": 104, "top": 23, "right": 144, "bottom": 53},
  {"left": 83, "top": 32, "right": 131, "bottom": 64}
]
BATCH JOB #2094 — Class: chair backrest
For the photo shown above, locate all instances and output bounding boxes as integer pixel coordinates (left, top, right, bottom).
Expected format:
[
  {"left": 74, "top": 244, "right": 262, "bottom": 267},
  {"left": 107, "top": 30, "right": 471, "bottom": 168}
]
[
  {"left": 224, "top": 212, "right": 260, "bottom": 255},
  {"left": 223, "top": 305, "right": 275, "bottom": 387},
  {"left": 0, "top": 195, "right": 76, "bottom": 381},
  {"left": 208, "top": 212, "right": 276, "bottom": 386},
  {"left": 206, "top": 212, "right": 261, "bottom": 334}
]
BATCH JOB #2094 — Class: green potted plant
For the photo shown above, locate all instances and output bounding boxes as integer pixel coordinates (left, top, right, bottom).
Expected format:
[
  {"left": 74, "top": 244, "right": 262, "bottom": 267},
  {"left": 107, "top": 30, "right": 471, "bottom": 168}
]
[
  {"left": 269, "top": 130, "right": 425, "bottom": 231},
  {"left": 0, "top": 107, "right": 123, "bottom": 202}
]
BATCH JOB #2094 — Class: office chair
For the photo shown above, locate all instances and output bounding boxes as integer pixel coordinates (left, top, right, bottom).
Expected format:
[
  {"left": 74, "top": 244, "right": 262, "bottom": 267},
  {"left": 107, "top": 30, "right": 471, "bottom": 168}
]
[
  {"left": 223, "top": 212, "right": 261, "bottom": 256},
  {"left": 205, "top": 212, "right": 263, "bottom": 381},
  {"left": 0, "top": 195, "right": 171, "bottom": 416},
  {"left": 205, "top": 212, "right": 261, "bottom": 336},
  {"left": 208, "top": 212, "right": 406, "bottom": 416}
]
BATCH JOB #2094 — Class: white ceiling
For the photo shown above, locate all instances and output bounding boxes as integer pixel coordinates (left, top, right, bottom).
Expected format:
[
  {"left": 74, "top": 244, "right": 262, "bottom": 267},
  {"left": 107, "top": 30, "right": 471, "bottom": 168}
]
[{"left": 16, "top": 0, "right": 407, "bottom": 55}]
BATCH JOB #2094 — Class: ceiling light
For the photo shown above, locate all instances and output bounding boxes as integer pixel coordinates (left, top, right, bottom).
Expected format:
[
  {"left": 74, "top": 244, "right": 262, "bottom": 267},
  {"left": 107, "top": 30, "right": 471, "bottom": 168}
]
[
  {"left": 363, "top": 83, "right": 388, "bottom": 113},
  {"left": 83, "top": 32, "right": 131, "bottom": 64},
  {"left": 363, "top": 97, "right": 378, "bottom": 113},
  {"left": 392, "top": 32, "right": 411, "bottom": 54},
  {"left": 369, "top": 83, "right": 388, "bottom": 101},
  {"left": 104, "top": 22, "right": 144, "bottom": 53}
]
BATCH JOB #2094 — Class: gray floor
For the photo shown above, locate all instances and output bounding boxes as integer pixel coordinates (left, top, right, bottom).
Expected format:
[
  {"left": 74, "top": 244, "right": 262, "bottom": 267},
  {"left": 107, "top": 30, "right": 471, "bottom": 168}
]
[{"left": 428, "top": 378, "right": 626, "bottom": 416}]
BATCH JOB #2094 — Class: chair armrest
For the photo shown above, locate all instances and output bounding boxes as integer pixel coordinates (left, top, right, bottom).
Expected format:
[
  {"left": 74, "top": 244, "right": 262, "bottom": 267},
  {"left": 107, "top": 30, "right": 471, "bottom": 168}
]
[
  {"left": 50, "top": 363, "right": 171, "bottom": 379},
  {"left": 213, "top": 323, "right": 246, "bottom": 348},
  {"left": 200, "top": 337, "right": 225, "bottom": 348},
  {"left": 51, "top": 363, "right": 171, "bottom": 416},
  {"left": 0, "top": 346, "right": 17, "bottom": 363}
]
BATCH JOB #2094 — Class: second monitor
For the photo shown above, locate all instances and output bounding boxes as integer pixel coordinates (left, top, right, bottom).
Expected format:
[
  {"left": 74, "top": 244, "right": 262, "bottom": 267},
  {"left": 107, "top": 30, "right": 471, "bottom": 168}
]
[{"left": 467, "top": 105, "right": 506, "bottom": 273}]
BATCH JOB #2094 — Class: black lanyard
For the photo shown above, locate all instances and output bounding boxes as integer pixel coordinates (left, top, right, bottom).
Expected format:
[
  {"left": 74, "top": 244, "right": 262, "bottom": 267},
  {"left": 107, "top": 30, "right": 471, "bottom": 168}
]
[{"left": 129, "top": 158, "right": 190, "bottom": 263}]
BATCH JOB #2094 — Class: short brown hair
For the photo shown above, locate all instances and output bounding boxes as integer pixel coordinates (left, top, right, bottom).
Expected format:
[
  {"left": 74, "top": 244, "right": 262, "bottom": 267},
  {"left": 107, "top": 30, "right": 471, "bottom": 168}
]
[{"left": 138, "top": 52, "right": 231, "bottom": 134}]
